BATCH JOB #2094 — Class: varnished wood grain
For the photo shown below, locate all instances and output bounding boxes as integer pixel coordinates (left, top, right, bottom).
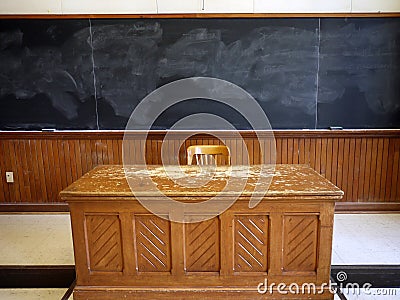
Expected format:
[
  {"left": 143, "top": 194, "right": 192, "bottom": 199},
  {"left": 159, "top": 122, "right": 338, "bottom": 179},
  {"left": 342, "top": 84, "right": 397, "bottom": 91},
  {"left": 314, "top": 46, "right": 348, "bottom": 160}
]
[
  {"left": 233, "top": 214, "right": 268, "bottom": 273},
  {"left": 282, "top": 214, "right": 318, "bottom": 273},
  {"left": 1, "top": 13, "right": 400, "bottom": 20},
  {"left": 1, "top": 130, "right": 399, "bottom": 208},
  {"left": 60, "top": 165, "right": 343, "bottom": 199},
  {"left": 63, "top": 164, "right": 339, "bottom": 299},
  {"left": 184, "top": 218, "right": 220, "bottom": 272},
  {"left": 134, "top": 214, "right": 171, "bottom": 273},
  {"left": 85, "top": 214, "right": 123, "bottom": 273}
]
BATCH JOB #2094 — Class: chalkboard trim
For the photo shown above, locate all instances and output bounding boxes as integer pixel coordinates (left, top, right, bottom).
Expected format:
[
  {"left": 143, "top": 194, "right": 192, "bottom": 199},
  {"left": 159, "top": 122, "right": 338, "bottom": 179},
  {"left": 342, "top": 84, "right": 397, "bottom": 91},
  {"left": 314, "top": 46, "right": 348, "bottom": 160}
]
[
  {"left": 0, "top": 13, "right": 400, "bottom": 19},
  {"left": 0, "top": 129, "right": 399, "bottom": 139}
]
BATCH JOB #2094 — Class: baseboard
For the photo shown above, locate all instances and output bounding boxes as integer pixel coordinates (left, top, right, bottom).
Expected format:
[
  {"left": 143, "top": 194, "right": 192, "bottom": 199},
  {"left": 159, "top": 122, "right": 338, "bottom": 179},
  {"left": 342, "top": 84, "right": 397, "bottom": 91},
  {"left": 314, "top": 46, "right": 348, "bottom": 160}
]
[
  {"left": 0, "top": 265, "right": 75, "bottom": 288},
  {"left": 0, "top": 203, "right": 69, "bottom": 212},
  {"left": 0, "top": 265, "right": 398, "bottom": 289},
  {"left": 335, "top": 202, "right": 400, "bottom": 213},
  {"left": 331, "top": 265, "right": 400, "bottom": 288}
]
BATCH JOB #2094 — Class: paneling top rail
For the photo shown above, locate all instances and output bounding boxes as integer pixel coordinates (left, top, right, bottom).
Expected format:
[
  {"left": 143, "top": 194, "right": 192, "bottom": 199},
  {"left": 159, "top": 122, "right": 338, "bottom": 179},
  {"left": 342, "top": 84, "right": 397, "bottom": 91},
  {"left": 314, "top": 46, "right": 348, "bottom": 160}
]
[
  {"left": 1, "top": 13, "right": 400, "bottom": 19},
  {"left": 1, "top": 129, "right": 400, "bottom": 139}
]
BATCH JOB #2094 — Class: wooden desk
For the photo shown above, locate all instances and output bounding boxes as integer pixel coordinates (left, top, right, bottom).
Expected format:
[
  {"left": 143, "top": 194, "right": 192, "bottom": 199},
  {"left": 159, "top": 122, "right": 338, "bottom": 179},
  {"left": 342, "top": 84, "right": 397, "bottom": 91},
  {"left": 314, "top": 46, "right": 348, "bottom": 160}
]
[{"left": 61, "top": 164, "right": 343, "bottom": 299}]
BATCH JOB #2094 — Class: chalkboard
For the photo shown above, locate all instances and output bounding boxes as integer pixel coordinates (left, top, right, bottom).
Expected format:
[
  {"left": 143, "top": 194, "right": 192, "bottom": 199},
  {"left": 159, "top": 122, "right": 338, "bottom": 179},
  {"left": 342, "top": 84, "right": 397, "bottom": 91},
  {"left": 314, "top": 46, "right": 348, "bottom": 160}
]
[{"left": 0, "top": 18, "right": 399, "bottom": 130}]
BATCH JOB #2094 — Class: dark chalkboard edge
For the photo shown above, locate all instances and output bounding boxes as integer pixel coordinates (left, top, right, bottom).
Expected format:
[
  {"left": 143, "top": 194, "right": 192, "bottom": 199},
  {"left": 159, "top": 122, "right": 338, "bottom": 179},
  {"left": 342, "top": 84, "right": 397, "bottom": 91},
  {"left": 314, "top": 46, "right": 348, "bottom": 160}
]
[
  {"left": 0, "top": 12, "right": 400, "bottom": 19},
  {"left": 0, "top": 129, "right": 399, "bottom": 140}
]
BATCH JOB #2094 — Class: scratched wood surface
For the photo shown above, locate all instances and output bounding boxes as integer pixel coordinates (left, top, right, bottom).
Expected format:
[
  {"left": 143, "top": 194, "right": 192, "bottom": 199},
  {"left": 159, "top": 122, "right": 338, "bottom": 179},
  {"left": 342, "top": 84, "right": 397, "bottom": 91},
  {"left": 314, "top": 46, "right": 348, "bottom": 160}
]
[{"left": 60, "top": 164, "right": 343, "bottom": 198}]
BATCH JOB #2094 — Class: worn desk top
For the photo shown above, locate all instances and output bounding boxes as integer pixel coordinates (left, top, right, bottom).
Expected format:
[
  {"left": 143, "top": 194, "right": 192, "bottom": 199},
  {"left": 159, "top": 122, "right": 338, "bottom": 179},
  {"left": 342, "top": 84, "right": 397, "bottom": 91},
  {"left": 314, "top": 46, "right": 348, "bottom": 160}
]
[{"left": 60, "top": 164, "right": 343, "bottom": 200}]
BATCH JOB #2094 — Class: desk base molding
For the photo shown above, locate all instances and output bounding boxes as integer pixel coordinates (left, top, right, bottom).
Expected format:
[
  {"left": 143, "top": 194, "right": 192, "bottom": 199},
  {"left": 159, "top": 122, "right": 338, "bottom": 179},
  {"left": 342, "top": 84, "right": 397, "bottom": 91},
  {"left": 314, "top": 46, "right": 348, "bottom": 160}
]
[{"left": 73, "top": 286, "right": 334, "bottom": 299}]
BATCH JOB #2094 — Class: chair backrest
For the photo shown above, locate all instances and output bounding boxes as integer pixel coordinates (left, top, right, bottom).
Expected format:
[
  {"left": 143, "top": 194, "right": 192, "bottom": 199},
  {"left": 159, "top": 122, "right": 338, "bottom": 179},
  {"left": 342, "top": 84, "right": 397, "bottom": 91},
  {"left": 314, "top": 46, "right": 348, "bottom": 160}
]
[{"left": 187, "top": 145, "right": 231, "bottom": 166}]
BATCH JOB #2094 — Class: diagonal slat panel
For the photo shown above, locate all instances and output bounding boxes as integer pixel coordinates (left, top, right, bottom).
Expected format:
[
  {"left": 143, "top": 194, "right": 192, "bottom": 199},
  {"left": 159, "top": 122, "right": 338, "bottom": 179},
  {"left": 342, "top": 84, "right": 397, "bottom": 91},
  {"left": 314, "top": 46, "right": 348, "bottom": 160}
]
[
  {"left": 135, "top": 214, "right": 171, "bottom": 272},
  {"left": 184, "top": 217, "right": 220, "bottom": 272},
  {"left": 283, "top": 214, "right": 319, "bottom": 272},
  {"left": 85, "top": 214, "right": 123, "bottom": 272},
  {"left": 234, "top": 215, "right": 269, "bottom": 272}
]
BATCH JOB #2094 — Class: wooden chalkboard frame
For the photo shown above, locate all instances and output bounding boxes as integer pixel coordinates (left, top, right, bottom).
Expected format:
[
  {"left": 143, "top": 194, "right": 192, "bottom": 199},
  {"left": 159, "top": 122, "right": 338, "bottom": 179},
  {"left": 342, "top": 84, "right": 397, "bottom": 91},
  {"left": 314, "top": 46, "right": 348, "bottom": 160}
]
[{"left": 0, "top": 12, "right": 400, "bottom": 19}]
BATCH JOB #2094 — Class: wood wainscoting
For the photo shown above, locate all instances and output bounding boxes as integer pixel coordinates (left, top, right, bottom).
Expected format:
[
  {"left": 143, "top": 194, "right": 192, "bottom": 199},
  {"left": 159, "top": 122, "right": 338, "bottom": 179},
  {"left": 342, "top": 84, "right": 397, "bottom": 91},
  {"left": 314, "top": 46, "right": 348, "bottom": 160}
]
[{"left": 0, "top": 130, "right": 399, "bottom": 211}]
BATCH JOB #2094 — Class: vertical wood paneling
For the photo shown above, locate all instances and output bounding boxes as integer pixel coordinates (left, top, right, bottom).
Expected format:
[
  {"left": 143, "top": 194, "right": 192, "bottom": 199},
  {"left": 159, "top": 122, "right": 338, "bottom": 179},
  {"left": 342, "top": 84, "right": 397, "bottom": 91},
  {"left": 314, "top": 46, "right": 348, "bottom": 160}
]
[
  {"left": 2, "top": 141, "right": 9, "bottom": 201},
  {"left": 21, "top": 140, "right": 32, "bottom": 201},
  {"left": 348, "top": 139, "right": 357, "bottom": 202},
  {"left": 298, "top": 138, "right": 305, "bottom": 164},
  {"left": 41, "top": 140, "right": 52, "bottom": 202},
  {"left": 374, "top": 139, "right": 384, "bottom": 202},
  {"left": 325, "top": 138, "right": 333, "bottom": 182},
  {"left": 390, "top": 140, "right": 399, "bottom": 202},
  {"left": 358, "top": 138, "right": 367, "bottom": 201},
  {"left": 352, "top": 138, "right": 361, "bottom": 201},
  {"left": 281, "top": 138, "right": 288, "bottom": 164},
  {"left": 304, "top": 138, "right": 311, "bottom": 166},
  {"left": 53, "top": 140, "right": 63, "bottom": 200},
  {"left": 74, "top": 140, "right": 83, "bottom": 178},
  {"left": 286, "top": 138, "right": 292, "bottom": 164},
  {"left": 36, "top": 141, "right": 47, "bottom": 202},
  {"left": 309, "top": 138, "right": 316, "bottom": 170},
  {"left": 380, "top": 138, "right": 390, "bottom": 201},
  {"left": 342, "top": 139, "right": 351, "bottom": 202},
  {"left": 368, "top": 139, "right": 379, "bottom": 202},
  {"left": 0, "top": 132, "right": 399, "bottom": 205},
  {"left": 59, "top": 141, "right": 67, "bottom": 186},
  {"left": 276, "top": 138, "right": 282, "bottom": 164},
  {"left": 112, "top": 140, "right": 119, "bottom": 164},
  {"left": 330, "top": 138, "right": 338, "bottom": 186},
  {"left": 64, "top": 140, "right": 74, "bottom": 185},
  {"left": 384, "top": 139, "right": 394, "bottom": 202},
  {"left": 68, "top": 140, "right": 78, "bottom": 190},
  {"left": 336, "top": 138, "right": 344, "bottom": 191},
  {"left": 320, "top": 138, "right": 327, "bottom": 177},
  {"left": 315, "top": 138, "right": 322, "bottom": 174},
  {"left": 30, "top": 141, "right": 40, "bottom": 203},
  {"left": 364, "top": 139, "right": 373, "bottom": 201},
  {"left": 11, "top": 141, "right": 21, "bottom": 202},
  {"left": 293, "top": 138, "right": 299, "bottom": 164},
  {"left": 241, "top": 138, "right": 247, "bottom": 165},
  {"left": 0, "top": 140, "right": 6, "bottom": 202},
  {"left": 229, "top": 138, "right": 238, "bottom": 165},
  {"left": 253, "top": 138, "right": 261, "bottom": 164},
  {"left": 5, "top": 140, "right": 15, "bottom": 202}
]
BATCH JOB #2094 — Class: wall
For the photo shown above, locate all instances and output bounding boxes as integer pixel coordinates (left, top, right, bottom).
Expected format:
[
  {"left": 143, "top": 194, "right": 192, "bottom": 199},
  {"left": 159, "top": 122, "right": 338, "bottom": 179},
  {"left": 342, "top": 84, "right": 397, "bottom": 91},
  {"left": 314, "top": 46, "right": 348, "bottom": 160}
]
[
  {"left": 0, "top": 130, "right": 399, "bottom": 211},
  {"left": 0, "top": 0, "right": 400, "bottom": 15}
]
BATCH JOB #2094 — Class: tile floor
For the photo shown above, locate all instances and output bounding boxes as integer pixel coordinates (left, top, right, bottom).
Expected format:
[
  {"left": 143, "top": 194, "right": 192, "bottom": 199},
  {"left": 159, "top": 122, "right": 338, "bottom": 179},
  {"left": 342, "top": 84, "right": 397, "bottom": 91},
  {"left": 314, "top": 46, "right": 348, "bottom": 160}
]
[
  {"left": 332, "top": 214, "right": 400, "bottom": 265},
  {"left": 340, "top": 288, "right": 400, "bottom": 300},
  {"left": 0, "top": 213, "right": 399, "bottom": 299},
  {"left": 0, "top": 289, "right": 68, "bottom": 300},
  {"left": 0, "top": 214, "right": 74, "bottom": 265}
]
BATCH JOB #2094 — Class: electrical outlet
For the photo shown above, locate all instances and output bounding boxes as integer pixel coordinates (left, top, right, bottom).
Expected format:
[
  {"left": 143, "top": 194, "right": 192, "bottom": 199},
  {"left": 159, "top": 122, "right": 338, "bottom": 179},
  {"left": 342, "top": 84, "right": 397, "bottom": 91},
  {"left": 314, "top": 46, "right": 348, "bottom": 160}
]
[{"left": 6, "top": 172, "right": 14, "bottom": 183}]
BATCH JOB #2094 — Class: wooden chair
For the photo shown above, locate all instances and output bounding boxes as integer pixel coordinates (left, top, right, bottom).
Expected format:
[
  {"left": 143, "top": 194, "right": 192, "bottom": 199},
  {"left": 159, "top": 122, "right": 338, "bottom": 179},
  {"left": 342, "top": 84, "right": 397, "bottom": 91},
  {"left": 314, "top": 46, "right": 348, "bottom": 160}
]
[{"left": 186, "top": 145, "right": 230, "bottom": 166}]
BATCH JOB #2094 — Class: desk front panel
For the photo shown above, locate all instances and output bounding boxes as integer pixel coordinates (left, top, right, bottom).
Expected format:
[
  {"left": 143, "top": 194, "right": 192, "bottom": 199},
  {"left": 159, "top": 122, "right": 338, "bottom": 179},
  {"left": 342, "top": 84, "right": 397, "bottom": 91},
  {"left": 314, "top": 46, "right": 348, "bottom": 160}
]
[{"left": 69, "top": 198, "right": 335, "bottom": 293}]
